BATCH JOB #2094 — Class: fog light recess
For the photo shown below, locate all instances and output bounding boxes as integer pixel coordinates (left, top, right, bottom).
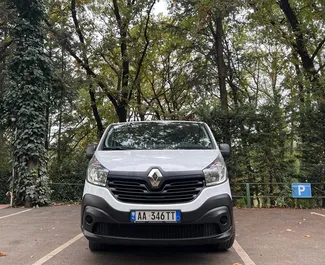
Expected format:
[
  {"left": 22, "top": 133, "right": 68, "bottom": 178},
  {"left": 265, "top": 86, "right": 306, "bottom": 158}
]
[
  {"left": 220, "top": 216, "right": 228, "bottom": 225},
  {"left": 86, "top": 215, "right": 93, "bottom": 224}
]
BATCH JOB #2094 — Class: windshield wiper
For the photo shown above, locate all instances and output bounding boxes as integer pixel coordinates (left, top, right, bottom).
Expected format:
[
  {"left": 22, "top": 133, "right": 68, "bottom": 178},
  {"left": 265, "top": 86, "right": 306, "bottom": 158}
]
[
  {"left": 175, "top": 145, "right": 211, "bottom": 150},
  {"left": 103, "top": 146, "right": 129, "bottom": 150}
]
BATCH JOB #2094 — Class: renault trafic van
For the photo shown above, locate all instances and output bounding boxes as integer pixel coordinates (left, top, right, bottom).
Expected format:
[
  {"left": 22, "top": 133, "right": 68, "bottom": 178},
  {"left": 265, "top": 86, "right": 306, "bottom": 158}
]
[{"left": 81, "top": 121, "right": 235, "bottom": 251}]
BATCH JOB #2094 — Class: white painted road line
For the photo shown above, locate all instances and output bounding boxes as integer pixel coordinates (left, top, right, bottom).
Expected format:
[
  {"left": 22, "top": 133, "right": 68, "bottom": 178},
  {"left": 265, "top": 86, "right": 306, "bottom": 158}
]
[
  {"left": 233, "top": 240, "right": 256, "bottom": 265},
  {"left": 32, "top": 233, "right": 83, "bottom": 265},
  {"left": 311, "top": 212, "right": 325, "bottom": 218},
  {"left": 0, "top": 209, "right": 32, "bottom": 220}
]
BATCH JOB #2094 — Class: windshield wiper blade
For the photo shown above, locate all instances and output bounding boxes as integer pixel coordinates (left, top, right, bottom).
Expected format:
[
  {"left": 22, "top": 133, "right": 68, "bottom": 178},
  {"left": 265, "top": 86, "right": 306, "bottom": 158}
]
[{"left": 103, "top": 146, "right": 129, "bottom": 150}]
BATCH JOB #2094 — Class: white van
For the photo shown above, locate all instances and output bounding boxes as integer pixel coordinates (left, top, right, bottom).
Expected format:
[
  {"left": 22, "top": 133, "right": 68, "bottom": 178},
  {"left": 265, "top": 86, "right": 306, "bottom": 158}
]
[{"left": 81, "top": 121, "right": 235, "bottom": 251}]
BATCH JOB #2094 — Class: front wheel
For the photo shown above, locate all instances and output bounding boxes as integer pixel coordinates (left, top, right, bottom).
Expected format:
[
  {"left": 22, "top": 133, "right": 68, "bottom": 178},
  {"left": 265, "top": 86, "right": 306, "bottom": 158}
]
[
  {"left": 215, "top": 233, "right": 235, "bottom": 251},
  {"left": 210, "top": 225, "right": 236, "bottom": 252}
]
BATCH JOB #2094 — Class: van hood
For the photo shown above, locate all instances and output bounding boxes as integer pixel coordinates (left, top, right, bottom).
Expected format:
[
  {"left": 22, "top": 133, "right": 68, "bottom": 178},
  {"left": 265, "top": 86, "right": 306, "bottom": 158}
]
[{"left": 95, "top": 150, "right": 219, "bottom": 172}]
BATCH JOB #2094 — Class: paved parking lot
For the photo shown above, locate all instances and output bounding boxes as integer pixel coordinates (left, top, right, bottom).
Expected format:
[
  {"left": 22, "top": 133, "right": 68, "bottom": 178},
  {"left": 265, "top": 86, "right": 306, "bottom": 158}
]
[{"left": 0, "top": 206, "right": 324, "bottom": 265}]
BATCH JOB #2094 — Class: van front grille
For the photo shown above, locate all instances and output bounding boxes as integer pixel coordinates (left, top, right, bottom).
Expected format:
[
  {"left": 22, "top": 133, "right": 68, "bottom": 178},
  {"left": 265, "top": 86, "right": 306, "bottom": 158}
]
[{"left": 107, "top": 176, "right": 205, "bottom": 204}]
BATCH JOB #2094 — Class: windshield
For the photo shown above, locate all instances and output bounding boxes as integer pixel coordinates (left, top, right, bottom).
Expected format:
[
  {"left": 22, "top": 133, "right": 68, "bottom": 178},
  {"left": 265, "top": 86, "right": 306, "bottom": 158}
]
[{"left": 103, "top": 122, "right": 213, "bottom": 150}]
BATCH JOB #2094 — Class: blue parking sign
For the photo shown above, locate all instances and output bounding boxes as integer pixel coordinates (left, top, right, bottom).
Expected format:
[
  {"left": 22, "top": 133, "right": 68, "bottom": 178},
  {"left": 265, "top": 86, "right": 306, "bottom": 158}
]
[{"left": 292, "top": 183, "right": 312, "bottom": 198}]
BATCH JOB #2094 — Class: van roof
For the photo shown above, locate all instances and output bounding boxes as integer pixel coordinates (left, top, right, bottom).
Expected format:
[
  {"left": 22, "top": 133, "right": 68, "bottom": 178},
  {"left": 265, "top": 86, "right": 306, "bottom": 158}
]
[{"left": 110, "top": 120, "right": 205, "bottom": 125}]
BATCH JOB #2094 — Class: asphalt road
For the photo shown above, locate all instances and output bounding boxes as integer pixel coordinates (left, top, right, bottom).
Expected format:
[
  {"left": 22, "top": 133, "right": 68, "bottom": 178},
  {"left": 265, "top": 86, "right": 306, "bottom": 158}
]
[{"left": 0, "top": 206, "right": 324, "bottom": 265}]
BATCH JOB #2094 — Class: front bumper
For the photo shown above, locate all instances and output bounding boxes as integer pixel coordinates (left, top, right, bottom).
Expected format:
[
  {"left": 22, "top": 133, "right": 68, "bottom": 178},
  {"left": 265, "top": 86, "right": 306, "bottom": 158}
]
[{"left": 81, "top": 194, "right": 234, "bottom": 246}]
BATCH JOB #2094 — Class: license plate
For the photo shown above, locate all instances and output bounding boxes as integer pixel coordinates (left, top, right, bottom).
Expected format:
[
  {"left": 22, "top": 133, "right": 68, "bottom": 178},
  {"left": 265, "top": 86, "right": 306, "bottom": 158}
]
[{"left": 130, "top": 210, "right": 181, "bottom": 223}]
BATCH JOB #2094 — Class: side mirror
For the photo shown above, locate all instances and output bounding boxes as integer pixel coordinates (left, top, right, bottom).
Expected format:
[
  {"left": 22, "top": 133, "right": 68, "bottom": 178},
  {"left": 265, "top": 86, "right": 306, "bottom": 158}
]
[
  {"left": 86, "top": 144, "right": 97, "bottom": 160},
  {"left": 219, "top": 143, "right": 231, "bottom": 158}
]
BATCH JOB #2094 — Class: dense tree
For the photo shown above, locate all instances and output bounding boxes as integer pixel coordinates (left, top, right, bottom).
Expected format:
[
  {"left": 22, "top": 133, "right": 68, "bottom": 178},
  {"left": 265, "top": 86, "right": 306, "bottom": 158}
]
[
  {"left": 248, "top": 0, "right": 325, "bottom": 206},
  {"left": 2, "top": 0, "right": 52, "bottom": 206},
  {"left": 0, "top": 0, "right": 324, "bottom": 207},
  {"left": 46, "top": 0, "right": 159, "bottom": 125}
]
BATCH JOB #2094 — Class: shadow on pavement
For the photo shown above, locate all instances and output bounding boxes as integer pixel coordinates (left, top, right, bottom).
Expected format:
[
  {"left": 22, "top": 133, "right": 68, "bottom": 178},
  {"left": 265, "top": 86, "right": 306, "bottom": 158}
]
[{"left": 81, "top": 244, "right": 234, "bottom": 265}]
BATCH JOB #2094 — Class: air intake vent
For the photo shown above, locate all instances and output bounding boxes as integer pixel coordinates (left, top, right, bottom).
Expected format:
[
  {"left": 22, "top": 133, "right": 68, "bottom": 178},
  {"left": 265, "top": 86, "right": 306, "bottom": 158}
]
[
  {"left": 107, "top": 175, "right": 205, "bottom": 204},
  {"left": 93, "top": 223, "right": 220, "bottom": 239}
]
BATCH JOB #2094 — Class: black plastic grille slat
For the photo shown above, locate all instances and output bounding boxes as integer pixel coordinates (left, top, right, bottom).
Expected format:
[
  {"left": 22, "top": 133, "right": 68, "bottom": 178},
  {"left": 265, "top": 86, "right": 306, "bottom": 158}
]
[
  {"left": 166, "top": 184, "right": 203, "bottom": 189},
  {"left": 168, "top": 181, "right": 203, "bottom": 187},
  {"left": 93, "top": 223, "right": 220, "bottom": 239},
  {"left": 116, "top": 193, "right": 195, "bottom": 199},
  {"left": 115, "top": 195, "right": 195, "bottom": 201},
  {"left": 112, "top": 183, "right": 144, "bottom": 188},
  {"left": 113, "top": 181, "right": 141, "bottom": 185},
  {"left": 117, "top": 194, "right": 194, "bottom": 200},
  {"left": 110, "top": 188, "right": 148, "bottom": 194},
  {"left": 112, "top": 189, "right": 198, "bottom": 196},
  {"left": 166, "top": 190, "right": 201, "bottom": 195},
  {"left": 116, "top": 196, "right": 194, "bottom": 204},
  {"left": 166, "top": 186, "right": 202, "bottom": 191},
  {"left": 107, "top": 176, "right": 205, "bottom": 204}
]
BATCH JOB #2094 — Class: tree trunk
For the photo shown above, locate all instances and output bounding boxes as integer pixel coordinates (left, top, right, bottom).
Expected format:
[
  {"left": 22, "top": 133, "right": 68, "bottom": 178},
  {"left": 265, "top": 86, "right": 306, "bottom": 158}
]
[
  {"left": 88, "top": 85, "right": 104, "bottom": 138},
  {"left": 113, "top": 0, "right": 130, "bottom": 122},
  {"left": 117, "top": 105, "right": 128, "bottom": 122},
  {"left": 8, "top": 0, "right": 51, "bottom": 206},
  {"left": 57, "top": 108, "right": 62, "bottom": 163},
  {"left": 269, "top": 174, "right": 275, "bottom": 206},
  {"left": 215, "top": 16, "right": 230, "bottom": 143},
  {"left": 322, "top": 185, "right": 325, "bottom": 208},
  {"left": 137, "top": 83, "right": 145, "bottom": 121},
  {"left": 279, "top": 0, "right": 316, "bottom": 77},
  {"left": 216, "top": 17, "right": 228, "bottom": 110}
]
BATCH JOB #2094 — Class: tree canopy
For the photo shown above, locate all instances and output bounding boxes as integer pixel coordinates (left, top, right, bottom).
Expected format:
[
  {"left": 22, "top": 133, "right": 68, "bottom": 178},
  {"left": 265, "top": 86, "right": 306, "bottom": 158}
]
[{"left": 0, "top": 0, "right": 324, "bottom": 207}]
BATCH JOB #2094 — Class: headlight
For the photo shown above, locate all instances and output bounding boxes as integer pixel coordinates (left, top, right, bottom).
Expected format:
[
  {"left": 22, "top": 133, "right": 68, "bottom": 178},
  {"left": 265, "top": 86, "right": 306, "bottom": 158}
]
[
  {"left": 203, "top": 155, "right": 227, "bottom": 186},
  {"left": 87, "top": 157, "right": 109, "bottom": 186}
]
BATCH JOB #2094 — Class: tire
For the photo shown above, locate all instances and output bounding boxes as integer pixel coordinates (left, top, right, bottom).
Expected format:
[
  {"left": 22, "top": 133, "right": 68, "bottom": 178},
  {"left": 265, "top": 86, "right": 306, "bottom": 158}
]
[
  {"left": 210, "top": 224, "right": 236, "bottom": 252},
  {"left": 89, "top": 241, "right": 106, "bottom": 252},
  {"left": 215, "top": 232, "right": 235, "bottom": 251}
]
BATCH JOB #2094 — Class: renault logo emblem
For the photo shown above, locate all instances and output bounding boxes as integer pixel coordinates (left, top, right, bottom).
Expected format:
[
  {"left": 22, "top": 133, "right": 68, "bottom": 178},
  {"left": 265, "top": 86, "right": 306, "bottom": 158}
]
[{"left": 148, "top": 168, "right": 163, "bottom": 188}]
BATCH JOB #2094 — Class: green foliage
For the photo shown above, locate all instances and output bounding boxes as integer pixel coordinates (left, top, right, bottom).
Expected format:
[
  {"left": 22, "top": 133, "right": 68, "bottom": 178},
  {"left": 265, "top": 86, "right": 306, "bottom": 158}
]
[
  {"left": 48, "top": 147, "right": 88, "bottom": 202},
  {"left": 235, "top": 198, "right": 247, "bottom": 208},
  {"left": 0, "top": 172, "right": 10, "bottom": 204},
  {"left": 0, "top": 0, "right": 324, "bottom": 208},
  {"left": 0, "top": 141, "right": 11, "bottom": 204},
  {"left": 3, "top": 0, "right": 52, "bottom": 206},
  {"left": 294, "top": 199, "right": 315, "bottom": 209}
]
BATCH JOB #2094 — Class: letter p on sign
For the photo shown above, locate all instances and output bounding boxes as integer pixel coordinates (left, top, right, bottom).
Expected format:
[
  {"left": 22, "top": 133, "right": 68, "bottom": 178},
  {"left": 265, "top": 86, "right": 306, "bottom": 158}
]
[
  {"left": 292, "top": 183, "right": 312, "bottom": 198},
  {"left": 298, "top": 185, "right": 305, "bottom": 195}
]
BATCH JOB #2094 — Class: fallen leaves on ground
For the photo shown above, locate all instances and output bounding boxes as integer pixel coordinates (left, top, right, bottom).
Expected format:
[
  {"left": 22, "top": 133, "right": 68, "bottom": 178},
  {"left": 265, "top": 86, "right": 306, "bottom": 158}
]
[
  {"left": 286, "top": 229, "right": 292, "bottom": 232},
  {"left": 0, "top": 252, "right": 7, "bottom": 257},
  {"left": 233, "top": 263, "right": 242, "bottom": 265},
  {"left": 305, "top": 234, "right": 311, "bottom": 238}
]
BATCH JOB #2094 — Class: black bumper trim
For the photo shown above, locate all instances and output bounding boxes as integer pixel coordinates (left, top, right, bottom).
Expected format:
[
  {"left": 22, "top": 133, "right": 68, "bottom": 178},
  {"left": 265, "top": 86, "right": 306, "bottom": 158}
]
[
  {"left": 82, "top": 226, "right": 235, "bottom": 246},
  {"left": 81, "top": 193, "right": 234, "bottom": 245},
  {"left": 81, "top": 193, "right": 233, "bottom": 223}
]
